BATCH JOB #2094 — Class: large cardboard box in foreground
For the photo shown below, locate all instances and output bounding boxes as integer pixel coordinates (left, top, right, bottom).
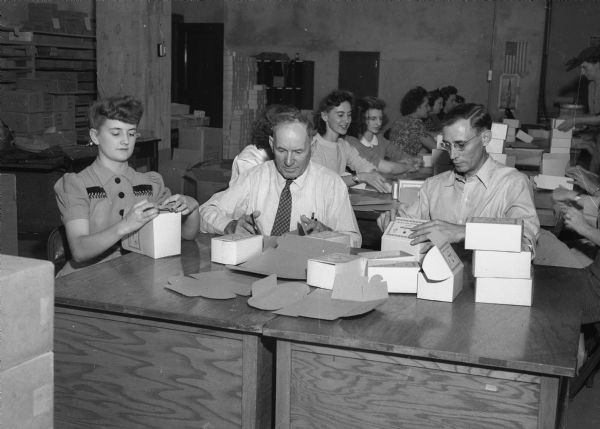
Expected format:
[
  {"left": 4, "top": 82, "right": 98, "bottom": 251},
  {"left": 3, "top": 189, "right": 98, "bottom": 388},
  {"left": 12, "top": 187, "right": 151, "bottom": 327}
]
[
  {"left": 0, "top": 352, "right": 53, "bottom": 429},
  {"left": 0, "top": 256, "right": 53, "bottom": 370},
  {"left": 121, "top": 212, "right": 182, "bottom": 258}
]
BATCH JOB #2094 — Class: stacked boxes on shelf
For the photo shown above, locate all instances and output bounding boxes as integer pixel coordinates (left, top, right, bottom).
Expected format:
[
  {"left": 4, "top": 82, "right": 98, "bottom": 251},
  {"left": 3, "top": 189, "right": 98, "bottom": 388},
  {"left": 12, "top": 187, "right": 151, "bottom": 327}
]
[
  {"left": 223, "top": 50, "right": 267, "bottom": 159},
  {"left": 465, "top": 217, "right": 532, "bottom": 306},
  {"left": 550, "top": 118, "right": 573, "bottom": 155},
  {"left": 0, "top": 82, "right": 77, "bottom": 148},
  {"left": 532, "top": 119, "right": 573, "bottom": 191},
  {"left": 26, "top": 3, "right": 95, "bottom": 35},
  {"left": 0, "top": 256, "right": 54, "bottom": 427},
  {"left": 502, "top": 118, "right": 519, "bottom": 143}
]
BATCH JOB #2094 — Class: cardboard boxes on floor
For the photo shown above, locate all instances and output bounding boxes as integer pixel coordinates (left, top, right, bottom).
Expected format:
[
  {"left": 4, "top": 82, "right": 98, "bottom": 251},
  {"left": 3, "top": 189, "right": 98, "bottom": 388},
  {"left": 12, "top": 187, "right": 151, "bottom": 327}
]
[{"left": 0, "top": 255, "right": 54, "bottom": 427}]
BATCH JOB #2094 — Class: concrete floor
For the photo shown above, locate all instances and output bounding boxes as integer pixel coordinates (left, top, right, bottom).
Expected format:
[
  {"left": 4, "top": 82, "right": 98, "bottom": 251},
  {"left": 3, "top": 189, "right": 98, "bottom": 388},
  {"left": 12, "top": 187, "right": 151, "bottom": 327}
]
[{"left": 17, "top": 237, "right": 600, "bottom": 428}]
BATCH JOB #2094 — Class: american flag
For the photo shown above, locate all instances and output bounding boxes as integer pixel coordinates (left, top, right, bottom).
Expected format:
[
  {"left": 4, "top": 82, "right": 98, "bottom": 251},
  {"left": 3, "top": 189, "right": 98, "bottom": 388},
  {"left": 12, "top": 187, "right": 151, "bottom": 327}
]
[{"left": 504, "top": 41, "right": 528, "bottom": 75}]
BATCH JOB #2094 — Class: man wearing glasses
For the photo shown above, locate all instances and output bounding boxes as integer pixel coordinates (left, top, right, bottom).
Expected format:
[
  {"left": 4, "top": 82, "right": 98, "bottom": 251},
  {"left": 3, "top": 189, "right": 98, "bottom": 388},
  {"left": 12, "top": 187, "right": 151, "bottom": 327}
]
[{"left": 378, "top": 103, "right": 539, "bottom": 252}]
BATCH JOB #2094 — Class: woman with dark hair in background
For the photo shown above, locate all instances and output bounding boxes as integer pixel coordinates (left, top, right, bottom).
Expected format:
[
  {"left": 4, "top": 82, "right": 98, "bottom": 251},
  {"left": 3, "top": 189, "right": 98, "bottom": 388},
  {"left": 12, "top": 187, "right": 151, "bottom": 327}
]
[
  {"left": 347, "top": 96, "right": 420, "bottom": 175},
  {"left": 438, "top": 85, "right": 459, "bottom": 121},
  {"left": 388, "top": 86, "right": 437, "bottom": 156},
  {"left": 312, "top": 89, "right": 389, "bottom": 192},
  {"left": 422, "top": 88, "right": 443, "bottom": 133}
]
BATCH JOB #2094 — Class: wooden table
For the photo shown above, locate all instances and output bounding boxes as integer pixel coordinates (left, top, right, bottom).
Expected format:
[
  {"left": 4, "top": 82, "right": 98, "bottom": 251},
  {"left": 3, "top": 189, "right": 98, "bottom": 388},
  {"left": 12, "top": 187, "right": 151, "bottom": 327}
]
[
  {"left": 54, "top": 236, "right": 275, "bottom": 429},
  {"left": 263, "top": 264, "right": 583, "bottom": 429}
]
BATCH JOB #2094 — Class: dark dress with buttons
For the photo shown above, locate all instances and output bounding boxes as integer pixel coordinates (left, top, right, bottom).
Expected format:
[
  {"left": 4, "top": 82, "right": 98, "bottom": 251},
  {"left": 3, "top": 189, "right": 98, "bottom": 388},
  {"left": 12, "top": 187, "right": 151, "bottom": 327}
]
[{"left": 53, "top": 158, "right": 171, "bottom": 274}]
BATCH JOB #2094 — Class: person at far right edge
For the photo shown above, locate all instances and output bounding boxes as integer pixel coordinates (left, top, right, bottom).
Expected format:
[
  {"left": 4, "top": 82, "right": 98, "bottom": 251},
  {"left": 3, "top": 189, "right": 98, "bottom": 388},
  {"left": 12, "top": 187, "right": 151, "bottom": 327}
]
[{"left": 378, "top": 103, "right": 540, "bottom": 253}]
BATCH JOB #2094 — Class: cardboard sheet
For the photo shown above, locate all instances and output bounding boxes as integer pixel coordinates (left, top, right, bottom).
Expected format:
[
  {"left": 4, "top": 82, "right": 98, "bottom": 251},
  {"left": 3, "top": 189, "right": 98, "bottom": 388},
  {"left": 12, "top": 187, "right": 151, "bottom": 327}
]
[
  {"left": 275, "top": 288, "right": 386, "bottom": 320},
  {"left": 247, "top": 274, "right": 310, "bottom": 311},
  {"left": 165, "top": 270, "right": 256, "bottom": 299},
  {"left": 228, "top": 234, "right": 350, "bottom": 279}
]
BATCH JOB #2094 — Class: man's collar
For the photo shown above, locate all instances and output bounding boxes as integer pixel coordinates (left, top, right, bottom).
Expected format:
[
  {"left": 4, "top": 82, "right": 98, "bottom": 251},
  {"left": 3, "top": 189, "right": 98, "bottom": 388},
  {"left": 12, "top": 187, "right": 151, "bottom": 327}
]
[
  {"left": 91, "top": 158, "right": 136, "bottom": 186},
  {"left": 273, "top": 160, "right": 311, "bottom": 187},
  {"left": 448, "top": 156, "right": 494, "bottom": 187}
]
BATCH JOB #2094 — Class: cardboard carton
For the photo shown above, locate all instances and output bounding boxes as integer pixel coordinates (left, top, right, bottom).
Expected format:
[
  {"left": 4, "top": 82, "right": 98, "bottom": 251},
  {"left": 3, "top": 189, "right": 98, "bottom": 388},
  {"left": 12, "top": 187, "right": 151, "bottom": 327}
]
[
  {"left": 550, "top": 119, "right": 573, "bottom": 140},
  {"left": 211, "top": 234, "right": 263, "bottom": 265},
  {"left": 367, "top": 260, "right": 420, "bottom": 293},
  {"left": 550, "top": 137, "right": 572, "bottom": 149},
  {"left": 417, "top": 269, "right": 464, "bottom": 302},
  {"left": 0, "top": 90, "right": 52, "bottom": 113},
  {"left": 472, "top": 250, "right": 531, "bottom": 279},
  {"left": 549, "top": 147, "right": 571, "bottom": 155},
  {"left": 489, "top": 153, "right": 507, "bottom": 164},
  {"left": 491, "top": 122, "right": 508, "bottom": 140},
  {"left": 541, "top": 153, "right": 570, "bottom": 177},
  {"left": 178, "top": 126, "right": 223, "bottom": 163},
  {"left": 0, "top": 256, "right": 53, "bottom": 371},
  {"left": 307, "top": 253, "right": 363, "bottom": 290},
  {"left": 533, "top": 174, "right": 574, "bottom": 191},
  {"left": 359, "top": 249, "right": 417, "bottom": 263},
  {"left": 465, "top": 217, "right": 523, "bottom": 252},
  {"left": 516, "top": 129, "right": 534, "bottom": 144},
  {"left": 475, "top": 277, "right": 532, "bottom": 306},
  {"left": 502, "top": 118, "right": 520, "bottom": 128},
  {"left": 121, "top": 212, "right": 182, "bottom": 259},
  {"left": 486, "top": 138, "right": 505, "bottom": 154},
  {"left": 0, "top": 352, "right": 53, "bottom": 429},
  {"left": 381, "top": 217, "right": 427, "bottom": 258}
]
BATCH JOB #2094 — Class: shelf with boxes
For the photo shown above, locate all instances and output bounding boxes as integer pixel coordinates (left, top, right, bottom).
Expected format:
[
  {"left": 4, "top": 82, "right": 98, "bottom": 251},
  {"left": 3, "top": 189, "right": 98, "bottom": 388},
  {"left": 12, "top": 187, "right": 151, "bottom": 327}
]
[{"left": 256, "top": 59, "right": 314, "bottom": 110}]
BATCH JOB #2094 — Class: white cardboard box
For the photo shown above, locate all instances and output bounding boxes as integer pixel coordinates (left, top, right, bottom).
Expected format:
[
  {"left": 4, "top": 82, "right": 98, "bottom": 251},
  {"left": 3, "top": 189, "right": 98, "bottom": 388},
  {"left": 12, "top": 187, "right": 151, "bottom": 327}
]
[
  {"left": 381, "top": 217, "right": 427, "bottom": 258},
  {"left": 417, "top": 268, "right": 464, "bottom": 302},
  {"left": 421, "top": 241, "right": 463, "bottom": 281},
  {"left": 465, "top": 217, "right": 522, "bottom": 252},
  {"left": 550, "top": 137, "right": 572, "bottom": 148},
  {"left": 489, "top": 153, "right": 507, "bottom": 164},
  {"left": 0, "top": 352, "right": 53, "bottom": 429},
  {"left": 359, "top": 250, "right": 417, "bottom": 263},
  {"left": 533, "top": 174, "right": 574, "bottom": 191},
  {"left": 397, "top": 180, "right": 424, "bottom": 205},
  {"left": 551, "top": 119, "right": 573, "bottom": 139},
  {"left": 475, "top": 277, "right": 532, "bottom": 306},
  {"left": 367, "top": 260, "right": 420, "bottom": 293},
  {"left": 541, "top": 153, "right": 570, "bottom": 176},
  {"left": 491, "top": 122, "right": 508, "bottom": 140},
  {"left": 550, "top": 147, "right": 571, "bottom": 155},
  {"left": 528, "top": 129, "right": 550, "bottom": 139},
  {"left": 211, "top": 234, "right": 263, "bottom": 265},
  {"left": 503, "top": 118, "right": 520, "bottom": 128},
  {"left": 516, "top": 129, "right": 534, "bottom": 144},
  {"left": 0, "top": 256, "right": 53, "bottom": 371},
  {"left": 307, "top": 253, "right": 363, "bottom": 290},
  {"left": 486, "top": 138, "right": 505, "bottom": 154},
  {"left": 472, "top": 250, "right": 531, "bottom": 279},
  {"left": 122, "top": 212, "right": 181, "bottom": 258}
]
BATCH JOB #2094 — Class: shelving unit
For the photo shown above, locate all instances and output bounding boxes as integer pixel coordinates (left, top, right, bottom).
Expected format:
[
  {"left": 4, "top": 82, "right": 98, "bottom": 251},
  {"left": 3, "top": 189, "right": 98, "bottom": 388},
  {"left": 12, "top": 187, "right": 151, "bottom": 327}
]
[
  {"left": 0, "top": 39, "right": 35, "bottom": 91},
  {"left": 256, "top": 59, "right": 314, "bottom": 110}
]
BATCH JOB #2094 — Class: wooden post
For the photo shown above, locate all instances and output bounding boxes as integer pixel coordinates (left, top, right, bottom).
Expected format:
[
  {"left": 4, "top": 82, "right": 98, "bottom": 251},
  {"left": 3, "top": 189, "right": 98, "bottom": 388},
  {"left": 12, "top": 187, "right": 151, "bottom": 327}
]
[{"left": 95, "top": 0, "right": 171, "bottom": 156}]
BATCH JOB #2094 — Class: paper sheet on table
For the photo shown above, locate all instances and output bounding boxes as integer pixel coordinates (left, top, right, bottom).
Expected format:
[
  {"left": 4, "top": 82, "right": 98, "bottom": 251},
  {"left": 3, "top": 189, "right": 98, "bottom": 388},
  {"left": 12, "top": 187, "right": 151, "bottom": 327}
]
[
  {"left": 247, "top": 274, "right": 310, "bottom": 311},
  {"left": 165, "top": 270, "right": 257, "bottom": 298},
  {"left": 228, "top": 234, "right": 350, "bottom": 279},
  {"left": 275, "top": 288, "right": 387, "bottom": 320},
  {"left": 331, "top": 271, "right": 389, "bottom": 301}
]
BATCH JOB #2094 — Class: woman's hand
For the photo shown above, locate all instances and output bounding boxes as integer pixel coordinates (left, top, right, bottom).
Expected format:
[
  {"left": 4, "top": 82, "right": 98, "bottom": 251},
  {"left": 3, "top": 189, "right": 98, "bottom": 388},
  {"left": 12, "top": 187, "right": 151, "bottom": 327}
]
[
  {"left": 160, "top": 194, "right": 199, "bottom": 215},
  {"left": 357, "top": 171, "right": 389, "bottom": 193},
  {"left": 562, "top": 206, "right": 592, "bottom": 236},
  {"left": 566, "top": 166, "right": 600, "bottom": 195},
  {"left": 552, "top": 186, "right": 579, "bottom": 204},
  {"left": 557, "top": 117, "right": 576, "bottom": 132},
  {"left": 121, "top": 199, "right": 158, "bottom": 235}
]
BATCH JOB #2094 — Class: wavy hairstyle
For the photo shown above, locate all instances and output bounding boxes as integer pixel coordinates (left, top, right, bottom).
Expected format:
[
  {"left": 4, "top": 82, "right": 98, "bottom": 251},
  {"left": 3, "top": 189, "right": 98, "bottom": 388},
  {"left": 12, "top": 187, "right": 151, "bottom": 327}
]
[
  {"left": 314, "top": 89, "right": 354, "bottom": 135},
  {"left": 88, "top": 95, "right": 143, "bottom": 129}
]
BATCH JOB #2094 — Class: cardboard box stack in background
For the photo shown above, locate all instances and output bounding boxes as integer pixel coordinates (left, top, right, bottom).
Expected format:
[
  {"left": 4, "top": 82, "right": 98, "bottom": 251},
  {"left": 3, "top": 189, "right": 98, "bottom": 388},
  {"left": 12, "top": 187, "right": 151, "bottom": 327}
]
[
  {"left": 0, "top": 79, "right": 77, "bottom": 150},
  {"left": 222, "top": 50, "right": 267, "bottom": 160},
  {"left": 550, "top": 118, "right": 572, "bottom": 155},
  {"left": 465, "top": 217, "right": 532, "bottom": 306},
  {"left": 0, "top": 256, "right": 54, "bottom": 427},
  {"left": 502, "top": 118, "right": 519, "bottom": 143},
  {"left": 488, "top": 122, "right": 508, "bottom": 165}
]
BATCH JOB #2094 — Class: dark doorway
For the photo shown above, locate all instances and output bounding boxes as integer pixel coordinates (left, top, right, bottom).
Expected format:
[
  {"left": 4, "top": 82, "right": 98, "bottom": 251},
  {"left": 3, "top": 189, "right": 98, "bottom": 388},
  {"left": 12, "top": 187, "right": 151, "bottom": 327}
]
[
  {"left": 338, "top": 51, "right": 380, "bottom": 99},
  {"left": 172, "top": 22, "right": 224, "bottom": 128}
]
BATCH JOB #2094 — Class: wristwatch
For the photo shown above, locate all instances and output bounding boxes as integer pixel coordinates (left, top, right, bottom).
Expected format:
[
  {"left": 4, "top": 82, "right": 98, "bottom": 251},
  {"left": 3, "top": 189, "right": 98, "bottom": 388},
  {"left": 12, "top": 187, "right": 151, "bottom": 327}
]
[{"left": 351, "top": 174, "right": 360, "bottom": 184}]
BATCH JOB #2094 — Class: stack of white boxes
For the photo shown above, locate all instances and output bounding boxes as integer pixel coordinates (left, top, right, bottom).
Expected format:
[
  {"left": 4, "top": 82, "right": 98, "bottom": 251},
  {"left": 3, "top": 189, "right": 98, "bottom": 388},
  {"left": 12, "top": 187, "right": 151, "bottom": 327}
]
[
  {"left": 488, "top": 122, "right": 507, "bottom": 165},
  {"left": 0, "top": 256, "right": 54, "bottom": 427},
  {"left": 222, "top": 50, "right": 267, "bottom": 160},
  {"left": 465, "top": 217, "right": 532, "bottom": 306},
  {"left": 533, "top": 118, "right": 574, "bottom": 190},
  {"left": 502, "top": 118, "right": 519, "bottom": 143}
]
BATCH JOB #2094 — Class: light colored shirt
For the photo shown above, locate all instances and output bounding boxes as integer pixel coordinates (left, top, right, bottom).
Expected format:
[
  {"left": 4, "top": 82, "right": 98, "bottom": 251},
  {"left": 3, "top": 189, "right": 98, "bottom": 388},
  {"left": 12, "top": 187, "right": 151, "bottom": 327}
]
[
  {"left": 204, "top": 160, "right": 361, "bottom": 247},
  {"left": 397, "top": 157, "right": 539, "bottom": 250},
  {"left": 199, "top": 145, "right": 268, "bottom": 233},
  {"left": 230, "top": 145, "right": 269, "bottom": 185},
  {"left": 311, "top": 133, "right": 376, "bottom": 175}
]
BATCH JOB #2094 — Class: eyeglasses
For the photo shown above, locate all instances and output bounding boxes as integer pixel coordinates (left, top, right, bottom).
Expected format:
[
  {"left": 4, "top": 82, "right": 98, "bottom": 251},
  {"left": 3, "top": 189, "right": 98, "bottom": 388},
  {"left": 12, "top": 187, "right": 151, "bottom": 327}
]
[{"left": 440, "top": 133, "right": 481, "bottom": 152}]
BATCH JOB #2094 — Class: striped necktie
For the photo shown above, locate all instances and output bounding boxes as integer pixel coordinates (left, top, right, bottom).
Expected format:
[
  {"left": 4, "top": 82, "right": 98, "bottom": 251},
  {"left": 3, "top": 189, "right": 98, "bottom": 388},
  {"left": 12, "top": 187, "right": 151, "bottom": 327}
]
[{"left": 271, "top": 179, "right": 293, "bottom": 236}]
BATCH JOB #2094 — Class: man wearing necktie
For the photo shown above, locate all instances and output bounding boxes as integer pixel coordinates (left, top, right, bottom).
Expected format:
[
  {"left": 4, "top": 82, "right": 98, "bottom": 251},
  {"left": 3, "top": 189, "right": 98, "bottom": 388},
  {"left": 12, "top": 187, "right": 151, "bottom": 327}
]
[{"left": 205, "top": 110, "right": 362, "bottom": 247}]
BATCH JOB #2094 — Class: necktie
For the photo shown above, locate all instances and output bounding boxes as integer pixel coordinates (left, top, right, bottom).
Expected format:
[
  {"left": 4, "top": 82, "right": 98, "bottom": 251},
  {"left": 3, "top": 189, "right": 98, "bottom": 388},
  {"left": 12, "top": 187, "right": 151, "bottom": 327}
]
[{"left": 271, "top": 179, "right": 293, "bottom": 236}]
